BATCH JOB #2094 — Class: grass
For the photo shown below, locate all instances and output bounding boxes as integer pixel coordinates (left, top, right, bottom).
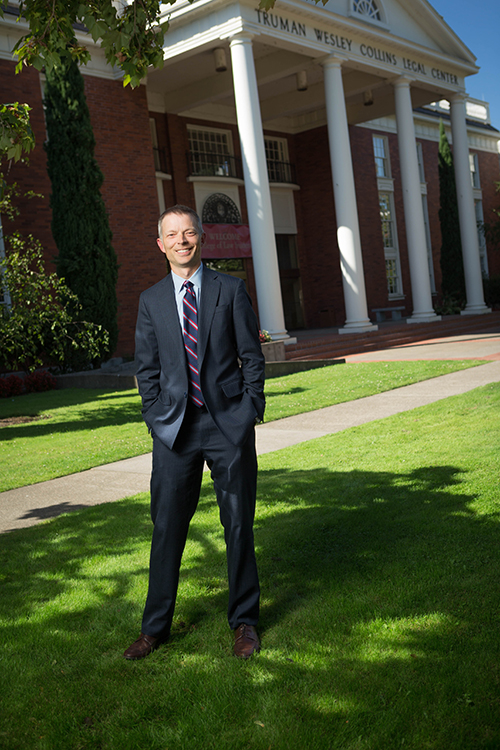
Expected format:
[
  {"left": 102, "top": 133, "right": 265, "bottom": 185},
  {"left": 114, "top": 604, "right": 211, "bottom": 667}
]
[
  {"left": 0, "top": 359, "right": 484, "bottom": 491},
  {"left": 0, "top": 382, "right": 499, "bottom": 749}
]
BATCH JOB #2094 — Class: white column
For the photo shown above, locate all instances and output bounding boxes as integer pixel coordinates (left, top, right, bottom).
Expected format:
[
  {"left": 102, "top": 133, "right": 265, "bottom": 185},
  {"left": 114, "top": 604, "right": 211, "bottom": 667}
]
[
  {"left": 229, "top": 34, "right": 288, "bottom": 340},
  {"left": 323, "top": 56, "right": 376, "bottom": 333},
  {"left": 394, "top": 77, "right": 440, "bottom": 323},
  {"left": 449, "top": 93, "right": 490, "bottom": 315}
]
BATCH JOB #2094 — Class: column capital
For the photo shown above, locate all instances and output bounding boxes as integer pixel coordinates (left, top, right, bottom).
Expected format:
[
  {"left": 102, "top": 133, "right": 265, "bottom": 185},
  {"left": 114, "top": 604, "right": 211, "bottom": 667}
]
[
  {"left": 447, "top": 90, "right": 467, "bottom": 105},
  {"left": 321, "top": 53, "right": 348, "bottom": 69},
  {"left": 228, "top": 32, "right": 255, "bottom": 48},
  {"left": 393, "top": 75, "right": 414, "bottom": 89}
]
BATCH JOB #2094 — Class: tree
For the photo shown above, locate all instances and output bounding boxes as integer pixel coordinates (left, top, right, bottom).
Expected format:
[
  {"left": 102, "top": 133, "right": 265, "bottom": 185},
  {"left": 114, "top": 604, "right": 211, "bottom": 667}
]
[
  {"left": 44, "top": 55, "right": 118, "bottom": 359},
  {"left": 3, "top": 0, "right": 170, "bottom": 89},
  {"left": 438, "top": 119, "right": 465, "bottom": 304},
  {"left": 0, "top": 178, "right": 108, "bottom": 373},
  {"left": 483, "top": 182, "right": 500, "bottom": 252},
  {"left": 0, "top": 103, "right": 35, "bottom": 163}
]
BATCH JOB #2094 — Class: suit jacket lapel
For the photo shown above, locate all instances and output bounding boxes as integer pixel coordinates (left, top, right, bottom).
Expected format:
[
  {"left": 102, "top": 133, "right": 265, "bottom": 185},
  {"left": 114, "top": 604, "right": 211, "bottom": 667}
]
[{"left": 198, "top": 267, "right": 220, "bottom": 365}]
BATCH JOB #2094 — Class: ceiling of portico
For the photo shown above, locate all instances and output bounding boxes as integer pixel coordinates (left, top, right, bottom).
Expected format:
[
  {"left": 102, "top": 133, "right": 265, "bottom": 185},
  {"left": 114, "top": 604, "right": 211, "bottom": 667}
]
[
  {"left": 147, "top": 0, "right": 479, "bottom": 133},
  {"left": 146, "top": 37, "right": 457, "bottom": 133}
]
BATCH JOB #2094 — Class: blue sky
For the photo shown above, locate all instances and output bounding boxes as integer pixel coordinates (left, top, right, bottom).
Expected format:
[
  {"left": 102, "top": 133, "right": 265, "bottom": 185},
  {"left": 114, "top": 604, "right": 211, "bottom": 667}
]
[{"left": 429, "top": 0, "right": 500, "bottom": 129}]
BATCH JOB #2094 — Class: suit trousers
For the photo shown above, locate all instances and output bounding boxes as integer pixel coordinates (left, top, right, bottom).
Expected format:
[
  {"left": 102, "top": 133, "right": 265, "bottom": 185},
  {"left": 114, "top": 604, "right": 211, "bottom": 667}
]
[{"left": 141, "top": 403, "right": 260, "bottom": 638}]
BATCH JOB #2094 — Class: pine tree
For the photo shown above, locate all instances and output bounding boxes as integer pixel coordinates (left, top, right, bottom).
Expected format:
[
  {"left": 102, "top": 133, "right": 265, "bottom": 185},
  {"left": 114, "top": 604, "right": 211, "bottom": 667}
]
[
  {"left": 438, "top": 119, "right": 466, "bottom": 303},
  {"left": 44, "top": 55, "right": 118, "bottom": 359}
]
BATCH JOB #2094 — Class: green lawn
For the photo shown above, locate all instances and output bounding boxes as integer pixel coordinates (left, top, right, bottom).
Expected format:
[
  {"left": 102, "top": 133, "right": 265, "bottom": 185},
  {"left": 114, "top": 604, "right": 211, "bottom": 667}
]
[
  {"left": 0, "top": 359, "right": 483, "bottom": 491},
  {"left": 0, "top": 383, "right": 499, "bottom": 749}
]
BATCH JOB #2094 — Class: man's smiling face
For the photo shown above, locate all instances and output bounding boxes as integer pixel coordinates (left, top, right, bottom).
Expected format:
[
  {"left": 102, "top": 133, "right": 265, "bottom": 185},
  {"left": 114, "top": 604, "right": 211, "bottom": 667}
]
[{"left": 157, "top": 211, "right": 205, "bottom": 278}]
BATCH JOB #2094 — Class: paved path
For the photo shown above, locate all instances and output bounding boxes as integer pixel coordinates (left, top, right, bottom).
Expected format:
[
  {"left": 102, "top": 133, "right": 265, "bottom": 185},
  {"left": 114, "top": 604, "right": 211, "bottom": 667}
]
[{"left": 1, "top": 333, "right": 499, "bottom": 534}]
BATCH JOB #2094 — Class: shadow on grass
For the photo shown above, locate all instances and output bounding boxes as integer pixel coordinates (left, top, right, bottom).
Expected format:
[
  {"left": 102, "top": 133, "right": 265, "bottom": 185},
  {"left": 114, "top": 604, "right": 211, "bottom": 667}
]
[
  {"left": 264, "top": 386, "right": 307, "bottom": 398},
  {"left": 0, "top": 401, "right": 143, "bottom": 442},
  {"left": 2, "top": 464, "right": 500, "bottom": 748},
  {"left": 1, "top": 462, "right": 496, "bottom": 635}
]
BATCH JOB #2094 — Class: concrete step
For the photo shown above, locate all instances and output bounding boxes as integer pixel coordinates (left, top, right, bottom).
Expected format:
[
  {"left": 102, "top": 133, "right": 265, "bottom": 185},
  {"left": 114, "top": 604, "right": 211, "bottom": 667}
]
[{"left": 285, "top": 313, "right": 500, "bottom": 361}]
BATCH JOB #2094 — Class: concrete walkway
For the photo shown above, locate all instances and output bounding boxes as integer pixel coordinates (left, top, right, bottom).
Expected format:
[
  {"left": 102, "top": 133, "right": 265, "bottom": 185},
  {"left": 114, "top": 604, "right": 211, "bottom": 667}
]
[{"left": 1, "top": 332, "right": 499, "bottom": 534}]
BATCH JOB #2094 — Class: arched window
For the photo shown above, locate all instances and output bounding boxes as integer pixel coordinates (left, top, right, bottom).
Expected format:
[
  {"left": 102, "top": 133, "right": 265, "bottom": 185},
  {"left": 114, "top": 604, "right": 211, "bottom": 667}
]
[
  {"left": 352, "top": 0, "right": 381, "bottom": 22},
  {"left": 202, "top": 193, "right": 241, "bottom": 224}
]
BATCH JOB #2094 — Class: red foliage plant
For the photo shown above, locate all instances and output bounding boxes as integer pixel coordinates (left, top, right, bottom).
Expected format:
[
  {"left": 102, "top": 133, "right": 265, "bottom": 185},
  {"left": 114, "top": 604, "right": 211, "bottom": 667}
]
[
  {"left": 24, "top": 370, "right": 57, "bottom": 393},
  {"left": 0, "top": 374, "right": 25, "bottom": 398}
]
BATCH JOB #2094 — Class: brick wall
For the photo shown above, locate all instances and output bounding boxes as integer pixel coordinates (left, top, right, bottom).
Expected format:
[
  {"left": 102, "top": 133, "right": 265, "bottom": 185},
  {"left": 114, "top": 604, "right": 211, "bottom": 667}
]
[
  {"left": 294, "top": 126, "right": 344, "bottom": 328},
  {"left": 419, "top": 137, "right": 442, "bottom": 296},
  {"left": 351, "top": 126, "right": 392, "bottom": 315},
  {"left": 82, "top": 75, "right": 161, "bottom": 357},
  {"left": 0, "top": 62, "right": 56, "bottom": 268}
]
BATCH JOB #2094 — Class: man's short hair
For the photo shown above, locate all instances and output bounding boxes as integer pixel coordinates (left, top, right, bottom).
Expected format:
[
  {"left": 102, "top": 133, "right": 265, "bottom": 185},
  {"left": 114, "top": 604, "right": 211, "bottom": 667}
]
[{"left": 158, "top": 205, "right": 203, "bottom": 238}]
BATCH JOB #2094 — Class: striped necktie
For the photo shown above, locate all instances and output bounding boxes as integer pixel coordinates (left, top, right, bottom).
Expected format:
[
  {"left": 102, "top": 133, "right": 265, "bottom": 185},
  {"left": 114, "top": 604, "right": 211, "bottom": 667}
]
[{"left": 182, "top": 280, "right": 203, "bottom": 407}]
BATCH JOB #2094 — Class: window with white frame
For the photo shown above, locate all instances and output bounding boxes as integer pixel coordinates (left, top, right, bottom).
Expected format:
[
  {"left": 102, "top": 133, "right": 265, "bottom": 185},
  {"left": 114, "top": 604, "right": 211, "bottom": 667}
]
[
  {"left": 475, "top": 198, "right": 488, "bottom": 277},
  {"left": 352, "top": 0, "right": 382, "bottom": 21},
  {"left": 188, "top": 126, "right": 234, "bottom": 177},
  {"left": 379, "top": 192, "right": 401, "bottom": 295},
  {"left": 373, "top": 135, "right": 390, "bottom": 178},
  {"left": 469, "top": 152, "right": 480, "bottom": 189},
  {"left": 265, "top": 136, "right": 293, "bottom": 183},
  {"left": 416, "top": 140, "right": 426, "bottom": 184},
  {"left": 149, "top": 117, "right": 169, "bottom": 174}
]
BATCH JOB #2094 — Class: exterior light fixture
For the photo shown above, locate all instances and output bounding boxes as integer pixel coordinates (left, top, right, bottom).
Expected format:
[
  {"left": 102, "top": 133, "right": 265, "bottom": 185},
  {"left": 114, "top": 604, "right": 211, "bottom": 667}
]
[
  {"left": 213, "top": 48, "right": 227, "bottom": 73},
  {"left": 296, "top": 71, "right": 308, "bottom": 92}
]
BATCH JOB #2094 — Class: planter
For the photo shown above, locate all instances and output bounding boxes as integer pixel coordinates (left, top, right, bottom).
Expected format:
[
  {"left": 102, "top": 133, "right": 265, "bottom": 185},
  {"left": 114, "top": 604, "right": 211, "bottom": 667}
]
[{"left": 261, "top": 340, "right": 286, "bottom": 362}]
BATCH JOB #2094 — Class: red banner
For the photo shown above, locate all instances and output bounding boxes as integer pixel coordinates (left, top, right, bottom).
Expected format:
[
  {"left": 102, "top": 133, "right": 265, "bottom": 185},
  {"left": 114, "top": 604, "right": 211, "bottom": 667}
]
[{"left": 202, "top": 224, "right": 252, "bottom": 258}]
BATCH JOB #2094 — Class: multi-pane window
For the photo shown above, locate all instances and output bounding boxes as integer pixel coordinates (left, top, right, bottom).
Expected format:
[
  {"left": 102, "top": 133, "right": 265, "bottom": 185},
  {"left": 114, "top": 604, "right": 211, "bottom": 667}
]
[
  {"left": 469, "top": 152, "right": 480, "bottom": 189},
  {"left": 353, "top": 0, "right": 381, "bottom": 21},
  {"left": 265, "top": 137, "right": 294, "bottom": 183},
  {"left": 475, "top": 199, "right": 488, "bottom": 277},
  {"left": 373, "top": 136, "right": 389, "bottom": 178},
  {"left": 379, "top": 193, "right": 401, "bottom": 295},
  {"left": 188, "top": 126, "right": 233, "bottom": 177},
  {"left": 149, "top": 117, "right": 169, "bottom": 173}
]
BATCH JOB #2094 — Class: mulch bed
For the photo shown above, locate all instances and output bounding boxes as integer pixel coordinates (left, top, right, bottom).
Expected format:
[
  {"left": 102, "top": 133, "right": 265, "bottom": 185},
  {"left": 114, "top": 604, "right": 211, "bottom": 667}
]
[{"left": 0, "top": 415, "right": 49, "bottom": 426}]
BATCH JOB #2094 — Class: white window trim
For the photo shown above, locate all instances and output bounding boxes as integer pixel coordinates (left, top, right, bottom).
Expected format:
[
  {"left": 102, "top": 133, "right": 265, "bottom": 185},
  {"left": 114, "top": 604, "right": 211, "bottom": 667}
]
[
  {"left": 348, "top": 0, "right": 389, "bottom": 29},
  {"left": 373, "top": 135, "right": 391, "bottom": 180},
  {"left": 474, "top": 198, "right": 489, "bottom": 277},
  {"left": 469, "top": 152, "right": 480, "bottom": 189},
  {"left": 187, "top": 124, "right": 234, "bottom": 156},
  {"left": 378, "top": 190, "right": 404, "bottom": 298}
]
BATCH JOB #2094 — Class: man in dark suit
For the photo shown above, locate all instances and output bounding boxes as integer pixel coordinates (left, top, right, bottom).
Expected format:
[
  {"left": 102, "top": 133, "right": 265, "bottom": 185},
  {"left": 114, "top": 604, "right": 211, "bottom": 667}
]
[{"left": 124, "top": 205, "right": 265, "bottom": 660}]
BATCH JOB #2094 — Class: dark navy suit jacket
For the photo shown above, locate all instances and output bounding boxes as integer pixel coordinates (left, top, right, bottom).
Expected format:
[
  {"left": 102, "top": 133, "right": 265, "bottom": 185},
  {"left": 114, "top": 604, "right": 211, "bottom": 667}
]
[{"left": 135, "top": 266, "right": 265, "bottom": 449}]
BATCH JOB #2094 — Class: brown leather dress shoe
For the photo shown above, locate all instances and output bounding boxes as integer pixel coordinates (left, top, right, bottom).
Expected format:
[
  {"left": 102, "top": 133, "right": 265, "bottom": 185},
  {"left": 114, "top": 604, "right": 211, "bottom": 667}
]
[
  {"left": 123, "top": 633, "right": 161, "bottom": 660},
  {"left": 233, "top": 624, "right": 260, "bottom": 658}
]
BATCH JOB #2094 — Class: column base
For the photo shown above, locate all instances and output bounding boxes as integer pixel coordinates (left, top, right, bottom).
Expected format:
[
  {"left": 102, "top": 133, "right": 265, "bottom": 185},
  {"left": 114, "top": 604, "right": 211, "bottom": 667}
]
[
  {"left": 338, "top": 321, "right": 378, "bottom": 335},
  {"left": 461, "top": 305, "right": 492, "bottom": 316},
  {"left": 407, "top": 312, "right": 441, "bottom": 324},
  {"left": 268, "top": 330, "right": 291, "bottom": 342}
]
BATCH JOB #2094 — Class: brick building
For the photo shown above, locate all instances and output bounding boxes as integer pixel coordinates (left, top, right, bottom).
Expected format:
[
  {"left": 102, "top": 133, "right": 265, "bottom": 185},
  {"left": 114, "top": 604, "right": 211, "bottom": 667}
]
[{"left": 1, "top": 0, "right": 499, "bottom": 357}]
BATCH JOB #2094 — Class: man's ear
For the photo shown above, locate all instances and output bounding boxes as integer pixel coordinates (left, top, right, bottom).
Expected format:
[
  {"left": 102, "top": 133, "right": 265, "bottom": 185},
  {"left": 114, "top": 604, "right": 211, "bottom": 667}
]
[
  {"left": 157, "top": 238, "right": 166, "bottom": 255},
  {"left": 201, "top": 232, "right": 207, "bottom": 247}
]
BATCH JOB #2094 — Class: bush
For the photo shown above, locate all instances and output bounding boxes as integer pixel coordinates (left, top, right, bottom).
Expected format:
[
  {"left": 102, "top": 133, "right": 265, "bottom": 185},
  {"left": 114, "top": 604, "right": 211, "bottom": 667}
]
[
  {"left": 483, "top": 276, "right": 500, "bottom": 308},
  {"left": 24, "top": 370, "right": 57, "bottom": 393},
  {"left": 0, "top": 374, "right": 24, "bottom": 398},
  {"left": 0, "top": 232, "right": 109, "bottom": 373},
  {"left": 434, "top": 294, "right": 465, "bottom": 316}
]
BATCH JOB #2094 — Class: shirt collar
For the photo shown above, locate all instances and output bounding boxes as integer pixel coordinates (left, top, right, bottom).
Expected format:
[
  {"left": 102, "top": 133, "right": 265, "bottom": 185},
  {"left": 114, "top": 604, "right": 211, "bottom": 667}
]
[{"left": 171, "top": 263, "right": 203, "bottom": 295}]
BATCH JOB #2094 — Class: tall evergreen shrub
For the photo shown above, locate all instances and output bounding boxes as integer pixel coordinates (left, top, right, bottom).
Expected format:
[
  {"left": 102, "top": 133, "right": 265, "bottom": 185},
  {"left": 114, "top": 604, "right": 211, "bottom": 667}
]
[
  {"left": 438, "top": 119, "right": 465, "bottom": 303},
  {"left": 44, "top": 55, "right": 118, "bottom": 358}
]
